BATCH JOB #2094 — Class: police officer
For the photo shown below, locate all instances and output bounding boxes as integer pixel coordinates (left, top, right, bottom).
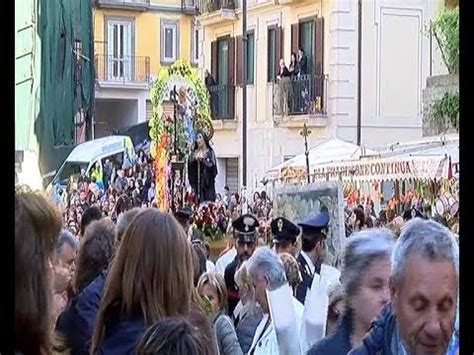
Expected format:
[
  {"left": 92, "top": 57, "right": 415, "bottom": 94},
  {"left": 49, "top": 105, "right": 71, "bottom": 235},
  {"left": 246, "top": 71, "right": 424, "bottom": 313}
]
[
  {"left": 271, "top": 217, "right": 300, "bottom": 256},
  {"left": 295, "top": 210, "right": 330, "bottom": 304},
  {"left": 224, "top": 214, "right": 259, "bottom": 316}
]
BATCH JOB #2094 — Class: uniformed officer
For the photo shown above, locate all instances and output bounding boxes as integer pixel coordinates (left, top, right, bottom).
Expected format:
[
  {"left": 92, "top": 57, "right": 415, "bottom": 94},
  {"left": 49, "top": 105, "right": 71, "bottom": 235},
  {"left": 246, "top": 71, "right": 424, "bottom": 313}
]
[
  {"left": 295, "top": 210, "right": 330, "bottom": 304},
  {"left": 271, "top": 217, "right": 300, "bottom": 256},
  {"left": 224, "top": 214, "right": 259, "bottom": 316}
]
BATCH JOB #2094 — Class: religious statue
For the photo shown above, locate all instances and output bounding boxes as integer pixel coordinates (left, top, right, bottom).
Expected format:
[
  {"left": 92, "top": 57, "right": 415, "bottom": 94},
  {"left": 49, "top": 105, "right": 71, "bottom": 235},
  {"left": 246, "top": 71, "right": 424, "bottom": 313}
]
[
  {"left": 177, "top": 86, "right": 196, "bottom": 148},
  {"left": 187, "top": 130, "right": 217, "bottom": 204}
]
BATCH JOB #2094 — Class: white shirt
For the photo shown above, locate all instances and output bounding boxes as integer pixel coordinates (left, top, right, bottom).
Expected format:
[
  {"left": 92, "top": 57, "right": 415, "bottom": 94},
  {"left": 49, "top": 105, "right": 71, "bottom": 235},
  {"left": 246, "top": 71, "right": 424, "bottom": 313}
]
[
  {"left": 300, "top": 251, "right": 316, "bottom": 276},
  {"left": 215, "top": 247, "right": 237, "bottom": 275},
  {"left": 206, "top": 260, "right": 216, "bottom": 272},
  {"left": 249, "top": 297, "right": 304, "bottom": 355}
]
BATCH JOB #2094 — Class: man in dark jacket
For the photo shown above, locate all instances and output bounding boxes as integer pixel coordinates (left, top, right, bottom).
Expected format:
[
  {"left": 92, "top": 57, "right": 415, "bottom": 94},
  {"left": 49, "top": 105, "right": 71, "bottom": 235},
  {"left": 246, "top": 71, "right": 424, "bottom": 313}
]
[
  {"left": 349, "top": 218, "right": 459, "bottom": 355},
  {"left": 297, "top": 47, "right": 308, "bottom": 76},
  {"left": 224, "top": 214, "right": 258, "bottom": 317},
  {"left": 295, "top": 210, "right": 330, "bottom": 304}
]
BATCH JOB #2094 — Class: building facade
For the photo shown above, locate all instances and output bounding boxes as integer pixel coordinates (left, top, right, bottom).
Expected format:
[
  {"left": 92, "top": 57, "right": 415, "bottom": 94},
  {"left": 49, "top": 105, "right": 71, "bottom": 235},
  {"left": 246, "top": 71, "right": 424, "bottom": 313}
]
[
  {"left": 197, "top": 0, "right": 448, "bottom": 193},
  {"left": 93, "top": 0, "right": 200, "bottom": 138},
  {"left": 15, "top": 0, "right": 95, "bottom": 184}
]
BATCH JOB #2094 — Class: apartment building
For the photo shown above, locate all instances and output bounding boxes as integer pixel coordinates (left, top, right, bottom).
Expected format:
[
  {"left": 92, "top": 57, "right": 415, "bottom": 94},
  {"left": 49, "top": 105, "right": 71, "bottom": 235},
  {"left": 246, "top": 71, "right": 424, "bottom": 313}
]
[
  {"left": 93, "top": 0, "right": 200, "bottom": 137},
  {"left": 197, "top": 0, "right": 447, "bottom": 192}
]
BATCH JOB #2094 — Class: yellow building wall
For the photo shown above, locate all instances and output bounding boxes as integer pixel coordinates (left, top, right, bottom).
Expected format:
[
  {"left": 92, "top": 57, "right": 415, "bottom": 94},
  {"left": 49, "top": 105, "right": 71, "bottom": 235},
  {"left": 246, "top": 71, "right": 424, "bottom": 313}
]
[{"left": 93, "top": 9, "right": 193, "bottom": 76}]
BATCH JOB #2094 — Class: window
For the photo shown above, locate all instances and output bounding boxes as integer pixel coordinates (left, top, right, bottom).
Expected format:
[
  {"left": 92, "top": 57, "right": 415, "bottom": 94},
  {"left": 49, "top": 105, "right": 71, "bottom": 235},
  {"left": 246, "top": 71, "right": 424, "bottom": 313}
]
[
  {"left": 225, "top": 158, "right": 239, "bottom": 193},
  {"left": 191, "top": 23, "right": 199, "bottom": 65},
  {"left": 146, "top": 100, "right": 152, "bottom": 121},
  {"left": 211, "top": 37, "right": 235, "bottom": 119},
  {"left": 246, "top": 32, "right": 255, "bottom": 84},
  {"left": 106, "top": 19, "right": 133, "bottom": 80},
  {"left": 161, "top": 20, "right": 179, "bottom": 63},
  {"left": 267, "top": 28, "right": 276, "bottom": 82},
  {"left": 300, "top": 20, "right": 315, "bottom": 73},
  {"left": 267, "top": 26, "right": 282, "bottom": 83}
]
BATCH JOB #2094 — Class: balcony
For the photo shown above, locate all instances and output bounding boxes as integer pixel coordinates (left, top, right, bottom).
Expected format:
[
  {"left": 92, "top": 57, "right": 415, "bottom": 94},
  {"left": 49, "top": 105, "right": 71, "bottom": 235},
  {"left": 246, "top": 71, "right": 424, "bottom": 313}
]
[
  {"left": 181, "top": 0, "right": 199, "bottom": 14},
  {"left": 208, "top": 84, "right": 235, "bottom": 120},
  {"left": 95, "top": 54, "right": 150, "bottom": 88},
  {"left": 196, "top": 0, "right": 237, "bottom": 25},
  {"left": 94, "top": 0, "right": 150, "bottom": 11},
  {"left": 272, "top": 74, "right": 328, "bottom": 126}
]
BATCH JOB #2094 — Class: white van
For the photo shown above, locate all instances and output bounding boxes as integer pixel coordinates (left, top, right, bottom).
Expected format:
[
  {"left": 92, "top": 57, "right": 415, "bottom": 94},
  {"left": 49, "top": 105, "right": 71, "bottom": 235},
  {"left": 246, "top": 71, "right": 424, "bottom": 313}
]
[{"left": 49, "top": 136, "right": 135, "bottom": 189}]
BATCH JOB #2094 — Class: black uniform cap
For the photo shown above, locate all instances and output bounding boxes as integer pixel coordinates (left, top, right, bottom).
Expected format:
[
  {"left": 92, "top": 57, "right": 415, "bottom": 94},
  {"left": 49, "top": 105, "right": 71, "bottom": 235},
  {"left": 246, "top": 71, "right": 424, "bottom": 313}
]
[
  {"left": 232, "top": 214, "right": 259, "bottom": 243},
  {"left": 271, "top": 217, "right": 300, "bottom": 244}
]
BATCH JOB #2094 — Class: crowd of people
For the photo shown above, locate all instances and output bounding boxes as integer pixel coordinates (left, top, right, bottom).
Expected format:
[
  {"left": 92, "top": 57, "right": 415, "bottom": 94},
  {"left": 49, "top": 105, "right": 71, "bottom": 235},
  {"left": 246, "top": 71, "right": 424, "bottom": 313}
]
[
  {"left": 50, "top": 149, "right": 156, "bottom": 238},
  {"left": 16, "top": 178, "right": 460, "bottom": 354}
]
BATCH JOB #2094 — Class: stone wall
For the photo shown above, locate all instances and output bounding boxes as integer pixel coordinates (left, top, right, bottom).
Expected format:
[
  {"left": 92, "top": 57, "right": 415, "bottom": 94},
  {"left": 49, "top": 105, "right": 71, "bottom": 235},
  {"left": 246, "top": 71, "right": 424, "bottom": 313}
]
[{"left": 422, "top": 74, "right": 459, "bottom": 137}]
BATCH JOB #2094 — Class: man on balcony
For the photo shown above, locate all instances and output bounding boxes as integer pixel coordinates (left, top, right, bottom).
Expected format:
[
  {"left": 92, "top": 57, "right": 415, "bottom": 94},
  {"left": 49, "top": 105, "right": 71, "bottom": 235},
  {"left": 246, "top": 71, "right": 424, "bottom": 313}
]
[{"left": 296, "top": 47, "right": 310, "bottom": 114}]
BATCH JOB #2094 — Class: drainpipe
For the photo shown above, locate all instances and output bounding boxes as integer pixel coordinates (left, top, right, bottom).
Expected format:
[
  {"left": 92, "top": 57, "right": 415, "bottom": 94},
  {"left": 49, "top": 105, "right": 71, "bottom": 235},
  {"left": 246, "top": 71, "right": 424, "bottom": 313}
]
[{"left": 356, "top": 0, "right": 362, "bottom": 146}]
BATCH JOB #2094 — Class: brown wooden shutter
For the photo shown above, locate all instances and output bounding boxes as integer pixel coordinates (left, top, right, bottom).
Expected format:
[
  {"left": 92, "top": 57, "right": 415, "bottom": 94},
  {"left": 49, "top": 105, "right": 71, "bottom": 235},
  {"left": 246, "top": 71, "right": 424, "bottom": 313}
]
[
  {"left": 291, "top": 23, "right": 299, "bottom": 55},
  {"left": 236, "top": 35, "right": 243, "bottom": 86},
  {"left": 227, "top": 37, "right": 235, "bottom": 119},
  {"left": 211, "top": 40, "right": 218, "bottom": 81},
  {"left": 275, "top": 26, "right": 283, "bottom": 81},
  {"left": 315, "top": 17, "right": 324, "bottom": 76}
]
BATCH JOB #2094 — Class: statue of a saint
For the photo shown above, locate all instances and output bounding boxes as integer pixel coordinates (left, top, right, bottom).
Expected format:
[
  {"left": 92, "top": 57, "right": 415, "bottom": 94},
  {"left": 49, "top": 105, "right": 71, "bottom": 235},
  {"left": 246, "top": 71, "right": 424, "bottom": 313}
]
[{"left": 188, "top": 131, "right": 217, "bottom": 204}]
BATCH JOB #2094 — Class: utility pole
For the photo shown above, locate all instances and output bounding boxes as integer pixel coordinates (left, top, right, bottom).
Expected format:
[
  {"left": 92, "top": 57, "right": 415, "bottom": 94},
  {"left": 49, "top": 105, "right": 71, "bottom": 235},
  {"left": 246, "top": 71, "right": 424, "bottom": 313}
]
[
  {"left": 356, "top": 0, "right": 362, "bottom": 146},
  {"left": 242, "top": 0, "right": 247, "bottom": 188},
  {"left": 300, "top": 123, "right": 312, "bottom": 184}
]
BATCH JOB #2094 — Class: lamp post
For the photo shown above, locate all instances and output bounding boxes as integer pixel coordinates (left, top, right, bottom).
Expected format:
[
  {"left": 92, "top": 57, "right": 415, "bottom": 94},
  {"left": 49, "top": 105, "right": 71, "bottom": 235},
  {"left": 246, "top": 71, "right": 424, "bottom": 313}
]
[{"left": 300, "top": 123, "right": 312, "bottom": 184}]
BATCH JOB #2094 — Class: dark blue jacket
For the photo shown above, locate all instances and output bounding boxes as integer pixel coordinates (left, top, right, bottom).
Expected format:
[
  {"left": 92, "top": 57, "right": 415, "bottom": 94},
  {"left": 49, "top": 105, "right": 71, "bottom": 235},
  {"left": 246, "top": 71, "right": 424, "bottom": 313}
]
[
  {"left": 308, "top": 311, "right": 353, "bottom": 355},
  {"left": 97, "top": 313, "right": 145, "bottom": 355},
  {"left": 295, "top": 253, "right": 321, "bottom": 304},
  {"left": 56, "top": 272, "right": 107, "bottom": 355},
  {"left": 348, "top": 303, "right": 396, "bottom": 355}
]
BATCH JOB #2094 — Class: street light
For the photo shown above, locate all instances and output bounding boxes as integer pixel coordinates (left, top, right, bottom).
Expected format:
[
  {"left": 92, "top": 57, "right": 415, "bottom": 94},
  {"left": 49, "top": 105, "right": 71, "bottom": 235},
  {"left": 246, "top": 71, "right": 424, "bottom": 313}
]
[{"left": 300, "top": 123, "right": 312, "bottom": 184}]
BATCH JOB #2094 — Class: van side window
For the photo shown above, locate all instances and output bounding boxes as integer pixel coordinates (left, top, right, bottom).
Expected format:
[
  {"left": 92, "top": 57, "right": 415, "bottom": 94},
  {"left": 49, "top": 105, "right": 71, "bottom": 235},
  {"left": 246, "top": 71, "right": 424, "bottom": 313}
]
[{"left": 102, "top": 152, "right": 124, "bottom": 172}]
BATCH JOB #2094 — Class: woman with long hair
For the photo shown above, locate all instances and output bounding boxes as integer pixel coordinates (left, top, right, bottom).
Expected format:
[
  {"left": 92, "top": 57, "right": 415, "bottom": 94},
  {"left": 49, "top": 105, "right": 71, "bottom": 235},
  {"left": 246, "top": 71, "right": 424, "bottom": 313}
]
[
  {"left": 91, "top": 209, "right": 214, "bottom": 354},
  {"left": 197, "top": 272, "right": 243, "bottom": 355},
  {"left": 308, "top": 229, "right": 395, "bottom": 354},
  {"left": 15, "top": 186, "right": 63, "bottom": 354},
  {"left": 233, "top": 262, "right": 263, "bottom": 354}
]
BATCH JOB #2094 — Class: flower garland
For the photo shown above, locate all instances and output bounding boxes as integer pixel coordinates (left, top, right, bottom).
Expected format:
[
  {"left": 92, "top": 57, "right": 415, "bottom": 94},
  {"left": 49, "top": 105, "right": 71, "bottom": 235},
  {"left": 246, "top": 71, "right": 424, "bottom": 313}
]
[{"left": 149, "top": 59, "right": 213, "bottom": 210}]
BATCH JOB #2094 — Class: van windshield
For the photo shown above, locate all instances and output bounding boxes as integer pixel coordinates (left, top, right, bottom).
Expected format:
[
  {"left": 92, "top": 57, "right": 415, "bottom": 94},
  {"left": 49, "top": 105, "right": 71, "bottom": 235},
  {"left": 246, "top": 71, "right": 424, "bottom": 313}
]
[{"left": 53, "top": 161, "right": 89, "bottom": 186}]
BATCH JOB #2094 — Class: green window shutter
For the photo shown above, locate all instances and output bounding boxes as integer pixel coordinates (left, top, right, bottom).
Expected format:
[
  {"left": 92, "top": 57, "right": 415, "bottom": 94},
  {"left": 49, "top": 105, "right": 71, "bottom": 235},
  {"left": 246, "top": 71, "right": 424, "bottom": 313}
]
[
  {"left": 246, "top": 32, "right": 255, "bottom": 84},
  {"left": 267, "top": 28, "right": 276, "bottom": 82}
]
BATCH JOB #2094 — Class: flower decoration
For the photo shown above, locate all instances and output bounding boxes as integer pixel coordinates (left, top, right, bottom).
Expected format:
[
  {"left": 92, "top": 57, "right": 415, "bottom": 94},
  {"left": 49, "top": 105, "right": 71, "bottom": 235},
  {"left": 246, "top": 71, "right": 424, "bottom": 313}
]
[
  {"left": 149, "top": 59, "right": 212, "bottom": 210},
  {"left": 193, "top": 202, "right": 225, "bottom": 241}
]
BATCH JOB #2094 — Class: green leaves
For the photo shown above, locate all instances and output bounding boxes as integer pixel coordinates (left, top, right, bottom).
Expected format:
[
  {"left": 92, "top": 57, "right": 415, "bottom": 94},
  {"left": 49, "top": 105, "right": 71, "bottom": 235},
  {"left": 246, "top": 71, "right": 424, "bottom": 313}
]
[
  {"left": 431, "top": 90, "right": 459, "bottom": 131},
  {"left": 427, "top": 7, "right": 459, "bottom": 74}
]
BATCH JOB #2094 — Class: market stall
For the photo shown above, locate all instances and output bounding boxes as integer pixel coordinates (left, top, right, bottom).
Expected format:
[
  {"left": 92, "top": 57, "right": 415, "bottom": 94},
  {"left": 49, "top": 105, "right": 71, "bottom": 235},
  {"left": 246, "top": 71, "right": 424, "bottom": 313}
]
[{"left": 266, "top": 136, "right": 459, "bottom": 224}]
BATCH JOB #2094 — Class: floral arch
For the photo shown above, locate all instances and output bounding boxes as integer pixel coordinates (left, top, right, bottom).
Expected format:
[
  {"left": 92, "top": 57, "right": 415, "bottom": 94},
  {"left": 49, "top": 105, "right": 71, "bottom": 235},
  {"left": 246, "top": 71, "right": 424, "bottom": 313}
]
[{"left": 149, "top": 59, "right": 213, "bottom": 210}]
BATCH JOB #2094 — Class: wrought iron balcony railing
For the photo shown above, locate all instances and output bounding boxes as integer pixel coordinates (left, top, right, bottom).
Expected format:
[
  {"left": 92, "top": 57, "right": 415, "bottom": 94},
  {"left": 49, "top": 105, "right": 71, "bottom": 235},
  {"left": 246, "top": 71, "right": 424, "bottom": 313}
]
[
  {"left": 95, "top": 54, "right": 150, "bottom": 85},
  {"left": 95, "top": 0, "right": 150, "bottom": 10},
  {"left": 197, "top": 0, "right": 235, "bottom": 14},
  {"left": 272, "top": 74, "right": 328, "bottom": 117},
  {"left": 207, "top": 84, "right": 235, "bottom": 120}
]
